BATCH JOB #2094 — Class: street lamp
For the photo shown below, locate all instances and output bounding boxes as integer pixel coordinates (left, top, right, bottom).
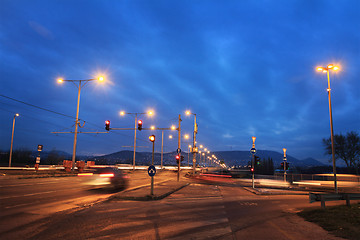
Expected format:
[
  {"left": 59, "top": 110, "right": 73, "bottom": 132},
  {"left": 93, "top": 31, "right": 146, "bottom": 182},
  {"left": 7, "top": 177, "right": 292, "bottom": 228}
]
[
  {"left": 9, "top": 113, "right": 19, "bottom": 167},
  {"left": 57, "top": 76, "right": 104, "bottom": 171},
  {"left": 186, "top": 110, "right": 198, "bottom": 174},
  {"left": 119, "top": 110, "right": 154, "bottom": 170},
  {"left": 316, "top": 64, "right": 339, "bottom": 193}
]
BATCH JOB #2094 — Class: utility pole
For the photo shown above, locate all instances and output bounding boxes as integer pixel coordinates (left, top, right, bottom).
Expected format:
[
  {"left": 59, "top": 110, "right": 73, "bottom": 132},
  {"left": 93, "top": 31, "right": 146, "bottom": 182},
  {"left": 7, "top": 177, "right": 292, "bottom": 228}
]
[
  {"left": 177, "top": 114, "right": 182, "bottom": 182},
  {"left": 192, "top": 114, "right": 197, "bottom": 174}
]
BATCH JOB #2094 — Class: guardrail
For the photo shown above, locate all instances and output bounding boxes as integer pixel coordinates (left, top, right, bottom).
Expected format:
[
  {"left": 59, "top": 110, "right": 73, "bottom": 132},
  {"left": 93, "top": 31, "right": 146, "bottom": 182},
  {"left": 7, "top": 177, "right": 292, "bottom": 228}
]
[{"left": 309, "top": 192, "right": 360, "bottom": 209}]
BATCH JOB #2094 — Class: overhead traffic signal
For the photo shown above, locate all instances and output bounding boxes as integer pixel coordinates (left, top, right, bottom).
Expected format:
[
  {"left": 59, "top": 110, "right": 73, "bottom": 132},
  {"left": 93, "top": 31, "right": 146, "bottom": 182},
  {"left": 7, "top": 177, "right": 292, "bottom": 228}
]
[
  {"left": 105, "top": 120, "right": 110, "bottom": 131},
  {"left": 138, "top": 120, "right": 143, "bottom": 130}
]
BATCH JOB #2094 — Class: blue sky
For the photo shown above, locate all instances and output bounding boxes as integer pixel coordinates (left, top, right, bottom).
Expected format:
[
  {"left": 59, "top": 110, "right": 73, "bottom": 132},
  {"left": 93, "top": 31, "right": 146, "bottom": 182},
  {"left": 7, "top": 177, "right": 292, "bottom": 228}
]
[{"left": 1, "top": 0, "right": 359, "bottom": 163}]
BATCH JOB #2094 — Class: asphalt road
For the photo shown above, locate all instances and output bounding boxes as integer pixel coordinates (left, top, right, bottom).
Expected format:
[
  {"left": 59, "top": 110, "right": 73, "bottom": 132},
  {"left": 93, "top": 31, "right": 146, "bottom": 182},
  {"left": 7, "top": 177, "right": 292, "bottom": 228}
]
[
  {"left": 0, "top": 170, "right": 178, "bottom": 239},
  {"left": 1, "top": 171, "right": 347, "bottom": 240}
]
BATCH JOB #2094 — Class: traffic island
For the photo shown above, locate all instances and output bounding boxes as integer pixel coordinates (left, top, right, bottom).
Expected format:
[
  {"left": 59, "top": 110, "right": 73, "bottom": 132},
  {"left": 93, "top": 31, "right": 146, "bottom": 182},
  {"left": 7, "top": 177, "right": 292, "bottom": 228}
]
[{"left": 112, "top": 181, "right": 190, "bottom": 201}]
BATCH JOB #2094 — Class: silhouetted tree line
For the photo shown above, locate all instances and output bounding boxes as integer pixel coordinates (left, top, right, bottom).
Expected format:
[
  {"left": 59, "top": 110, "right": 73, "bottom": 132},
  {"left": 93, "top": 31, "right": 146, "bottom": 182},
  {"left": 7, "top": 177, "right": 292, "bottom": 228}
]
[
  {"left": 0, "top": 149, "right": 69, "bottom": 166},
  {"left": 0, "top": 148, "right": 33, "bottom": 166},
  {"left": 323, "top": 131, "right": 360, "bottom": 174}
]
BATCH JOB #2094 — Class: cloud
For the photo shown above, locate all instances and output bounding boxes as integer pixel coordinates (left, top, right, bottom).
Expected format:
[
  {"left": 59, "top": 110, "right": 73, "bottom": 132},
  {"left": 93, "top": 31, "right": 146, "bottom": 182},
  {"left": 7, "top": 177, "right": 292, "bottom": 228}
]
[
  {"left": 223, "top": 133, "right": 234, "bottom": 139},
  {"left": 28, "top": 21, "right": 54, "bottom": 40}
]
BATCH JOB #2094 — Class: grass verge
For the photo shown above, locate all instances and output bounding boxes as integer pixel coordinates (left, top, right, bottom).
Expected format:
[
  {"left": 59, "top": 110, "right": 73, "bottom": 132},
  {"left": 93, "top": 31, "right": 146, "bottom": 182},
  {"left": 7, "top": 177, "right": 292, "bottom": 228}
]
[{"left": 298, "top": 203, "right": 360, "bottom": 240}]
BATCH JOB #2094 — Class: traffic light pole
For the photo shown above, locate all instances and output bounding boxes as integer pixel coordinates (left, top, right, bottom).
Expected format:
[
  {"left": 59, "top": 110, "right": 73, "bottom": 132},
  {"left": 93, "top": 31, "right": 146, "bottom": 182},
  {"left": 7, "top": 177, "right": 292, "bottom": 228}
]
[
  {"left": 252, "top": 154, "right": 255, "bottom": 188},
  {"left": 283, "top": 148, "right": 287, "bottom": 182},
  {"left": 177, "top": 114, "right": 181, "bottom": 182},
  {"left": 151, "top": 139, "right": 154, "bottom": 196},
  {"left": 192, "top": 114, "right": 197, "bottom": 175},
  {"left": 250, "top": 137, "right": 256, "bottom": 189},
  {"left": 133, "top": 114, "right": 137, "bottom": 171}
]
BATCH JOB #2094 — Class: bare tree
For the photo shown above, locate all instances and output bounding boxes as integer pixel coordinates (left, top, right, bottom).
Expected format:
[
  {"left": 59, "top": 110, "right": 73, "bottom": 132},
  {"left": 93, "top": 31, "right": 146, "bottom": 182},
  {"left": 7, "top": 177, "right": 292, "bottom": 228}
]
[{"left": 323, "top": 131, "right": 360, "bottom": 174}]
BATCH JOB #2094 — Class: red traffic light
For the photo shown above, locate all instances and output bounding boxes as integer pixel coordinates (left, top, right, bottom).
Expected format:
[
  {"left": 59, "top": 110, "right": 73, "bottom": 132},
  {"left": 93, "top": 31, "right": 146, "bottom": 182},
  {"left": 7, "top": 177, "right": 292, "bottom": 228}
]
[
  {"left": 138, "top": 120, "right": 143, "bottom": 130},
  {"left": 175, "top": 155, "right": 180, "bottom": 160},
  {"left": 250, "top": 168, "right": 254, "bottom": 173},
  {"left": 149, "top": 135, "right": 155, "bottom": 142},
  {"left": 105, "top": 120, "right": 110, "bottom": 131}
]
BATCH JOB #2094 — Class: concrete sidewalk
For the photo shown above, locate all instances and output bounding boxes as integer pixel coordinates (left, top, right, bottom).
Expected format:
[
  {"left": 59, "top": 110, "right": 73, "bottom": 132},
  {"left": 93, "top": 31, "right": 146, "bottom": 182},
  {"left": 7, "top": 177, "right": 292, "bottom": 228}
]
[{"left": 112, "top": 179, "right": 190, "bottom": 201}]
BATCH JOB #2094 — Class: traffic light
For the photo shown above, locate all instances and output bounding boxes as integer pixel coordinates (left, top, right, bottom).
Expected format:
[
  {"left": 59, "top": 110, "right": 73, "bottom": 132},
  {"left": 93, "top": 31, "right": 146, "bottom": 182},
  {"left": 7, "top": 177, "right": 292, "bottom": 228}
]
[
  {"left": 105, "top": 120, "right": 110, "bottom": 131},
  {"left": 281, "top": 162, "right": 284, "bottom": 169},
  {"left": 181, "top": 156, "right": 184, "bottom": 162},
  {"left": 149, "top": 135, "right": 155, "bottom": 142},
  {"left": 250, "top": 167, "right": 254, "bottom": 173},
  {"left": 254, "top": 156, "right": 260, "bottom": 165},
  {"left": 176, "top": 154, "right": 180, "bottom": 164},
  {"left": 138, "top": 120, "right": 143, "bottom": 130},
  {"left": 286, "top": 162, "right": 290, "bottom": 170}
]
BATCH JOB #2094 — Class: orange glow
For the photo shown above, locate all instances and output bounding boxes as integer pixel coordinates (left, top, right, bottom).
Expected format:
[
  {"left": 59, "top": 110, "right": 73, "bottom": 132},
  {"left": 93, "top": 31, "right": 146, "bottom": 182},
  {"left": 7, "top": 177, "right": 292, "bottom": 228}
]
[
  {"left": 252, "top": 136, "right": 256, "bottom": 144},
  {"left": 100, "top": 173, "right": 114, "bottom": 178},
  {"left": 327, "top": 64, "right": 333, "bottom": 69},
  {"left": 78, "top": 173, "right": 93, "bottom": 176},
  {"left": 98, "top": 76, "right": 104, "bottom": 81},
  {"left": 15, "top": 113, "right": 19, "bottom": 117},
  {"left": 57, "top": 78, "right": 63, "bottom": 83},
  {"left": 149, "top": 135, "right": 155, "bottom": 142},
  {"left": 185, "top": 110, "right": 191, "bottom": 115},
  {"left": 120, "top": 111, "right": 125, "bottom": 116},
  {"left": 333, "top": 66, "right": 339, "bottom": 71},
  {"left": 322, "top": 69, "right": 327, "bottom": 73},
  {"left": 171, "top": 125, "right": 176, "bottom": 130},
  {"left": 316, "top": 67, "right": 323, "bottom": 72}
]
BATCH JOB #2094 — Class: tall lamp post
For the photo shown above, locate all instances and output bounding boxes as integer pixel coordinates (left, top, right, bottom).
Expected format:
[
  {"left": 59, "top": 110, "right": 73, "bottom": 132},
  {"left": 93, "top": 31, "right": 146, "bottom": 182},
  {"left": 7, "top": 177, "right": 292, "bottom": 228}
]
[
  {"left": 9, "top": 113, "right": 19, "bottom": 167},
  {"left": 316, "top": 64, "right": 339, "bottom": 193},
  {"left": 58, "top": 76, "right": 104, "bottom": 171},
  {"left": 186, "top": 110, "right": 198, "bottom": 174},
  {"left": 120, "top": 110, "right": 154, "bottom": 170}
]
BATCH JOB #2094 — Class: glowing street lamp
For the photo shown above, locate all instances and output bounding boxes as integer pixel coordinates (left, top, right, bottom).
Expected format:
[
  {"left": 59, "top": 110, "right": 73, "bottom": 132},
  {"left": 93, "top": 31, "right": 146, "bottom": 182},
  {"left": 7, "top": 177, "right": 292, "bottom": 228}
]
[
  {"left": 9, "top": 113, "right": 19, "bottom": 167},
  {"left": 316, "top": 64, "right": 340, "bottom": 193},
  {"left": 57, "top": 76, "right": 104, "bottom": 171}
]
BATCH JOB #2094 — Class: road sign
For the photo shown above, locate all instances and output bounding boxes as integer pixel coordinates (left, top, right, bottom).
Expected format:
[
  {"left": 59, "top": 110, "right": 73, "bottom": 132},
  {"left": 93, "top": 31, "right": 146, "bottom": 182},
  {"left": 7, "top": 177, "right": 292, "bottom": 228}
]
[
  {"left": 250, "top": 147, "right": 256, "bottom": 155},
  {"left": 37, "top": 145, "right": 43, "bottom": 152},
  {"left": 148, "top": 165, "right": 156, "bottom": 177},
  {"left": 36, "top": 156, "right": 40, "bottom": 164},
  {"left": 176, "top": 148, "right": 181, "bottom": 153}
]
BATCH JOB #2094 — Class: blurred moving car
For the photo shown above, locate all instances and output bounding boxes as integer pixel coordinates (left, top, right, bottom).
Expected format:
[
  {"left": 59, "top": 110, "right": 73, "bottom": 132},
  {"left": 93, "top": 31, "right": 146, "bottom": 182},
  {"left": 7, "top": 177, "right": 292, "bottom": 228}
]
[{"left": 78, "top": 167, "right": 128, "bottom": 190}]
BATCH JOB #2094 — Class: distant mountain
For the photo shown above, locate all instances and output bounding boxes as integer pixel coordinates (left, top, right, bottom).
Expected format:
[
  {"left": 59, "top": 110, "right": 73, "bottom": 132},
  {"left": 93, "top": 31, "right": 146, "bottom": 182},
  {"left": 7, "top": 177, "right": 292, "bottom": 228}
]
[
  {"left": 214, "top": 150, "right": 326, "bottom": 168},
  {"left": 87, "top": 150, "right": 326, "bottom": 168},
  {"left": 88, "top": 150, "right": 184, "bottom": 166}
]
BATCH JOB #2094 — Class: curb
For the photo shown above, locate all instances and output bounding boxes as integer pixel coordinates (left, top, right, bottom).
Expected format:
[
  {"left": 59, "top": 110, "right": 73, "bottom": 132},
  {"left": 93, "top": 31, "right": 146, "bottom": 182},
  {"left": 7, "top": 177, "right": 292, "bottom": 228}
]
[{"left": 243, "top": 187, "right": 309, "bottom": 195}]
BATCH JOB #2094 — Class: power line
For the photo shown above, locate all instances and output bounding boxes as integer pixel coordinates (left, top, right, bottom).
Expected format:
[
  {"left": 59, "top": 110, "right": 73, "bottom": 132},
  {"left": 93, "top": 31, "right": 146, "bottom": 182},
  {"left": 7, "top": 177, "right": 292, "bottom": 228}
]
[{"left": 0, "top": 94, "right": 75, "bottom": 119}]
